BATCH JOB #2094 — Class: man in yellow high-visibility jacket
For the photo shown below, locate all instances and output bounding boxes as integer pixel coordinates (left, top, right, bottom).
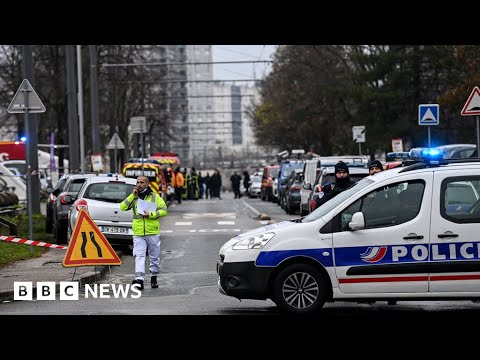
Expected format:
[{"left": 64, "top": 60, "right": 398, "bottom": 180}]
[{"left": 120, "top": 176, "right": 168, "bottom": 290}]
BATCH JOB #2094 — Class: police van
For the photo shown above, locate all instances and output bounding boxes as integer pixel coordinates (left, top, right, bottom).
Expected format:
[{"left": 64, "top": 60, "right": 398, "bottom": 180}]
[{"left": 217, "top": 148, "right": 480, "bottom": 314}]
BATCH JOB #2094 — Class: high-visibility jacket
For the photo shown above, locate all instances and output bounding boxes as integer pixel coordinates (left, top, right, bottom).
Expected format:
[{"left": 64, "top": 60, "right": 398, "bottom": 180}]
[
  {"left": 175, "top": 172, "right": 184, "bottom": 187},
  {"left": 168, "top": 168, "right": 176, "bottom": 187},
  {"left": 120, "top": 192, "right": 167, "bottom": 236}
]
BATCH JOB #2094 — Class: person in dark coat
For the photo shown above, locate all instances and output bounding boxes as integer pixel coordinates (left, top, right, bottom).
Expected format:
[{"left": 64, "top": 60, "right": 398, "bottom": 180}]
[
  {"left": 211, "top": 169, "right": 222, "bottom": 199},
  {"left": 230, "top": 171, "right": 242, "bottom": 199},
  {"left": 314, "top": 161, "right": 355, "bottom": 210},
  {"left": 205, "top": 172, "right": 211, "bottom": 199},
  {"left": 243, "top": 171, "right": 251, "bottom": 197}
]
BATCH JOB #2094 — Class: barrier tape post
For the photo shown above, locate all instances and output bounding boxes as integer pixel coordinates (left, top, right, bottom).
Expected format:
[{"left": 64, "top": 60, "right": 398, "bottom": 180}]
[{"left": 0, "top": 235, "right": 67, "bottom": 250}]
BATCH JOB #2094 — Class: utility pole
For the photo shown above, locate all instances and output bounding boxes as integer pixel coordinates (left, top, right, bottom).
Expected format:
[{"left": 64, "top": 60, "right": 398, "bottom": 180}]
[
  {"left": 66, "top": 45, "right": 80, "bottom": 172},
  {"left": 22, "top": 45, "right": 40, "bottom": 215},
  {"left": 90, "top": 45, "right": 100, "bottom": 155},
  {"left": 77, "top": 45, "right": 85, "bottom": 173}
]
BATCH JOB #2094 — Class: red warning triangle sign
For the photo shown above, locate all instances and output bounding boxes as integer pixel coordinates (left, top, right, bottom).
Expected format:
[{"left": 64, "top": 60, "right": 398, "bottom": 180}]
[
  {"left": 461, "top": 86, "right": 480, "bottom": 116},
  {"left": 63, "top": 209, "right": 122, "bottom": 267}
]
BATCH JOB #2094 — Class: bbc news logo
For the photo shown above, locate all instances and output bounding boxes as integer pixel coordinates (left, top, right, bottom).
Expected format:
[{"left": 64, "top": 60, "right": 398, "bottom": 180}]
[{"left": 14, "top": 282, "right": 142, "bottom": 300}]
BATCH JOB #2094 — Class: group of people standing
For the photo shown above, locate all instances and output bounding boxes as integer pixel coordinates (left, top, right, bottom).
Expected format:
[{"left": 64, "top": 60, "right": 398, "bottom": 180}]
[
  {"left": 230, "top": 171, "right": 251, "bottom": 199},
  {"left": 171, "top": 167, "right": 223, "bottom": 203}
]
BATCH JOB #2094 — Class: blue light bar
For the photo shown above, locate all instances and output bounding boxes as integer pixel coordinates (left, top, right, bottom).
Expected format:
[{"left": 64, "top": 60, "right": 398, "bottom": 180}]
[{"left": 409, "top": 147, "right": 445, "bottom": 165}]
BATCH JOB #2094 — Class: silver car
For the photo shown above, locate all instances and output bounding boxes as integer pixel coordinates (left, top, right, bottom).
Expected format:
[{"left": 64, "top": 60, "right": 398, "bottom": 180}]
[{"left": 67, "top": 176, "right": 137, "bottom": 245}]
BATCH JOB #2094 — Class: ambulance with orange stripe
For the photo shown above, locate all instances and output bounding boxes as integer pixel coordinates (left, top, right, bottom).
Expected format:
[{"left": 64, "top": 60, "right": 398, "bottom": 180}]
[
  {"left": 217, "top": 148, "right": 480, "bottom": 314},
  {"left": 122, "top": 161, "right": 168, "bottom": 202}
]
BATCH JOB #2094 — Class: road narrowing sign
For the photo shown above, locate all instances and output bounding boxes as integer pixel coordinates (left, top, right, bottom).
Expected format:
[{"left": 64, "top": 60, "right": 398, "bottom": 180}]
[{"left": 63, "top": 209, "right": 122, "bottom": 267}]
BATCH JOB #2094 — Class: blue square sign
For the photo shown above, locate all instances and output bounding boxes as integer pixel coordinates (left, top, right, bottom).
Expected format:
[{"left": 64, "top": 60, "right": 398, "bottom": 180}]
[{"left": 418, "top": 104, "right": 439, "bottom": 126}]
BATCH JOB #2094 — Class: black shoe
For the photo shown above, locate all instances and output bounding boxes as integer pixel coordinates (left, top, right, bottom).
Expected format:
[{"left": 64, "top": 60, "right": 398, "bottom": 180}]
[
  {"left": 151, "top": 276, "right": 158, "bottom": 288},
  {"left": 132, "top": 279, "right": 144, "bottom": 290}
]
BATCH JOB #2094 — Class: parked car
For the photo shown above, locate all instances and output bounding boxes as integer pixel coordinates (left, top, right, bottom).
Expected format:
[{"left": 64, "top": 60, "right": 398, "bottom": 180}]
[
  {"left": 248, "top": 173, "right": 263, "bottom": 198},
  {"left": 45, "top": 174, "right": 69, "bottom": 233},
  {"left": 51, "top": 173, "right": 99, "bottom": 244},
  {"left": 277, "top": 160, "right": 304, "bottom": 207},
  {"left": 217, "top": 149, "right": 480, "bottom": 314},
  {"left": 67, "top": 176, "right": 137, "bottom": 246},
  {"left": 283, "top": 170, "right": 304, "bottom": 215},
  {"left": 1, "top": 160, "right": 50, "bottom": 191}
]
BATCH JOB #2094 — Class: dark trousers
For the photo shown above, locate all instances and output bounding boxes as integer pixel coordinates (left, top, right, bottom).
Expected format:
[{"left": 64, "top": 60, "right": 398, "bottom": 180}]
[{"left": 175, "top": 187, "right": 183, "bottom": 203}]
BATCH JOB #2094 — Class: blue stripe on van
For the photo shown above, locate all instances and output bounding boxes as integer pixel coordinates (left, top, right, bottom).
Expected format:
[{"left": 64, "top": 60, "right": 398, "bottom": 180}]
[{"left": 256, "top": 248, "right": 333, "bottom": 267}]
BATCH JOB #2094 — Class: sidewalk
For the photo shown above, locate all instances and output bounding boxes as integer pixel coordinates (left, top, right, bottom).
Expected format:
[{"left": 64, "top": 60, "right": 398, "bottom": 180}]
[{"left": 0, "top": 247, "right": 113, "bottom": 302}]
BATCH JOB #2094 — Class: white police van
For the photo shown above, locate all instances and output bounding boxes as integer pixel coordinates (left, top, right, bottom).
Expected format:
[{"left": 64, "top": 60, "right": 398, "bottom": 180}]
[{"left": 217, "top": 148, "right": 480, "bottom": 314}]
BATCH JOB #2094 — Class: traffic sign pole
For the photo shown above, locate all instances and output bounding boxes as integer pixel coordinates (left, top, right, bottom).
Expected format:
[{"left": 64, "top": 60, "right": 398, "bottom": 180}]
[
  {"left": 114, "top": 136, "right": 118, "bottom": 174},
  {"left": 477, "top": 116, "right": 480, "bottom": 155},
  {"left": 428, "top": 127, "right": 431, "bottom": 148},
  {"left": 23, "top": 83, "right": 34, "bottom": 254}
]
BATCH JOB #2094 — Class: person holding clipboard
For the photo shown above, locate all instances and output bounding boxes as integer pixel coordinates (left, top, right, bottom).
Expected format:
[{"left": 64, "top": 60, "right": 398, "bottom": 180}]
[{"left": 120, "top": 176, "right": 168, "bottom": 290}]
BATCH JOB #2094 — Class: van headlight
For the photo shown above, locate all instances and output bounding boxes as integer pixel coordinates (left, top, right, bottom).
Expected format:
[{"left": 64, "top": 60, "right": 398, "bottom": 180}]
[{"left": 232, "top": 232, "right": 275, "bottom": 250}]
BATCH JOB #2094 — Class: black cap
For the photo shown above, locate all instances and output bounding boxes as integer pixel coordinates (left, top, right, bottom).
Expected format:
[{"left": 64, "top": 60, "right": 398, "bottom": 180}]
[
  {"left": 369, "top": 160, "right": 383, "bottom": 171},
  {"left": 335, "top": 161, "right": 349, "bottom": 174}
]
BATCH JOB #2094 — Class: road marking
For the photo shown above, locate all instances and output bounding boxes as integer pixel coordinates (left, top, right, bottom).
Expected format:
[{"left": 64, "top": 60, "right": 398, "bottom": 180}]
[
  {"left": 183, "top": 213, "right": 236, "bottom": 219},
  {"left": 162, "top": 229, "right": 241, "bottom": 233},
  {"left": 218, "top": 221, "right": 235, "bottom": 225},
  {"left": 241, "top": 200, "right": 261, "bottom": 216},
  {"left": 175, "top": 222, "right": 192, "bottom": 226}
]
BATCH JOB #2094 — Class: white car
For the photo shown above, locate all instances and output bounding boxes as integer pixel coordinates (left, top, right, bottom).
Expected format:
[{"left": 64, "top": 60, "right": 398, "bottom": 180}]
[
  {"left": 217, "top": 148, "right": 480, "bottom": 314},
  {"left": 67, "top": 175, "right": 137, "bottom": 246}
]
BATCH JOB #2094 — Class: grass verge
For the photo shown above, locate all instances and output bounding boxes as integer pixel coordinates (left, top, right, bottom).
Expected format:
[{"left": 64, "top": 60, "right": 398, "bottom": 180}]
[{"left": 0, "top": 213, "right": 54, "bottom": 268}]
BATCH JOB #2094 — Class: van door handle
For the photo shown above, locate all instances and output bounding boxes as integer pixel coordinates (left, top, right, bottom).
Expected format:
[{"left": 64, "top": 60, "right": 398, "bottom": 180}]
[
  {"left": 438, "top": 233, "right": 459, "bottom": 238},
  {"left": 403, "top": 235, "right": 424, "bottom": 240}
]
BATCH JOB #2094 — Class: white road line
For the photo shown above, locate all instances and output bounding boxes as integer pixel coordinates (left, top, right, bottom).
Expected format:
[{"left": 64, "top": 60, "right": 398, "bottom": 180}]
[
  {"left": 175, "top": 222, "right": 192, "bottom": 226},
  {"left": 218, "top": 221, "right": 235, "bottom": 225},
  {"left": 183, "top": 213, "right": 236, "bottom": 219},
  {"left": 163, "top": 229, "right": 241, "bottom": 233},
  {"left": 241, "top": 200, "right": 261, "bottom": 216}
]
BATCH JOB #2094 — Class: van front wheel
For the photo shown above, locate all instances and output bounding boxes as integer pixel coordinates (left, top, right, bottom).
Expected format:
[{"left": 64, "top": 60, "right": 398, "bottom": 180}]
[{"left": 272, "top": 264, "right": 326, "bottom": 315}]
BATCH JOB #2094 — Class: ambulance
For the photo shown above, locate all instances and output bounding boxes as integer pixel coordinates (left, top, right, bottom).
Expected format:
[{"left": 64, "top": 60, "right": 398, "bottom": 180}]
[
  {"left": 217, "top": 148, "right": 480, "bottom": 314},
  {"left": 122, "top": 161, "right": 168, "bottom": 202}
]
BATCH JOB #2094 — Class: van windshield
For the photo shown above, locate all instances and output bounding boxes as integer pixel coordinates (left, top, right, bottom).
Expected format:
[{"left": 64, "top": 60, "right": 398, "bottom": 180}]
[{"left": 302, "top": 178, "right": 374, "bottom": 223}]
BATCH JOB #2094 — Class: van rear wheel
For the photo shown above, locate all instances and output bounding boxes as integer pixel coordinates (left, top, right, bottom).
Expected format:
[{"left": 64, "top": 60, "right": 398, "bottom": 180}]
[{"left": 273, "top": 264, "right": 327, "bottom": 315}]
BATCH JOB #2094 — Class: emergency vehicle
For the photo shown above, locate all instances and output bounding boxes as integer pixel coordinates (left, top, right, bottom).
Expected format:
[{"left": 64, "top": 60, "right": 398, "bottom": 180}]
[
  {"left": 0, "top": 141, "right": 26, "bottom": 162},
  {"left": 122, "top": 161, "right": 168, "bottom": 202},
  {"left": 217, "top": 148, "right": 480, "bottom": 314}
]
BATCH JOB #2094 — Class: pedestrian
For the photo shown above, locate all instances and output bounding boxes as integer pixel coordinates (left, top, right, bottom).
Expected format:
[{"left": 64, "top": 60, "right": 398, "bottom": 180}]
[
  {"left": 120, "top": 176, "right": 168, "bottom": 290},
  {"left": 174, "top": 167, "right": 184, "bottom": 204},
  {"left": 211, "top": 168, "right": 222, "bottom": 199},
  {"left": 243, "top": 171, "right": 251, "bottom": 197},
  {"left": 205, "top": 172, "right": 211, "bottom": 199},
  {"left": 230, "top": 171, "right": 242, "bottom": 198},
  {"left": 369, "top": 160, "right": 384, "bottom": 175},
  {"left": 198, "top": 171, "right": 205, "bottom": 199},
  {"left": 314, "top": 161, "right": 355, "bottom": 210}
]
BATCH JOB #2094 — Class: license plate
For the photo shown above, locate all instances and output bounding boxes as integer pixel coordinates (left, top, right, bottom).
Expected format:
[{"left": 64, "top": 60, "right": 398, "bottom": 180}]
[{"left": 100, "top": 226, "right": 128, "bottom": 234}]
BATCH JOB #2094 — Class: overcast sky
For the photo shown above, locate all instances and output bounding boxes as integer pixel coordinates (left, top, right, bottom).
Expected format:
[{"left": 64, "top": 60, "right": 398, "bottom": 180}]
[{"left": 211, "top": 45, "right": 277, "bottom": 82}]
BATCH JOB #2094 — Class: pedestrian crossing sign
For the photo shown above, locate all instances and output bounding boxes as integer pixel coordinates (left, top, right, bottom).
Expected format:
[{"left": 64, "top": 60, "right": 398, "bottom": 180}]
[{"left": 418, "top": 104, "right": 439, "bottom": 126}]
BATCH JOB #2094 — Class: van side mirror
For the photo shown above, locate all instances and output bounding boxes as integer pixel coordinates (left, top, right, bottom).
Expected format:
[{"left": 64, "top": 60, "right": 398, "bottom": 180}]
[
  {"left": 349, "top": 212, "right": 365, "bottom": 230},
  {"left": 303, "top": 183, "right": 311, "bottom": 190}
]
